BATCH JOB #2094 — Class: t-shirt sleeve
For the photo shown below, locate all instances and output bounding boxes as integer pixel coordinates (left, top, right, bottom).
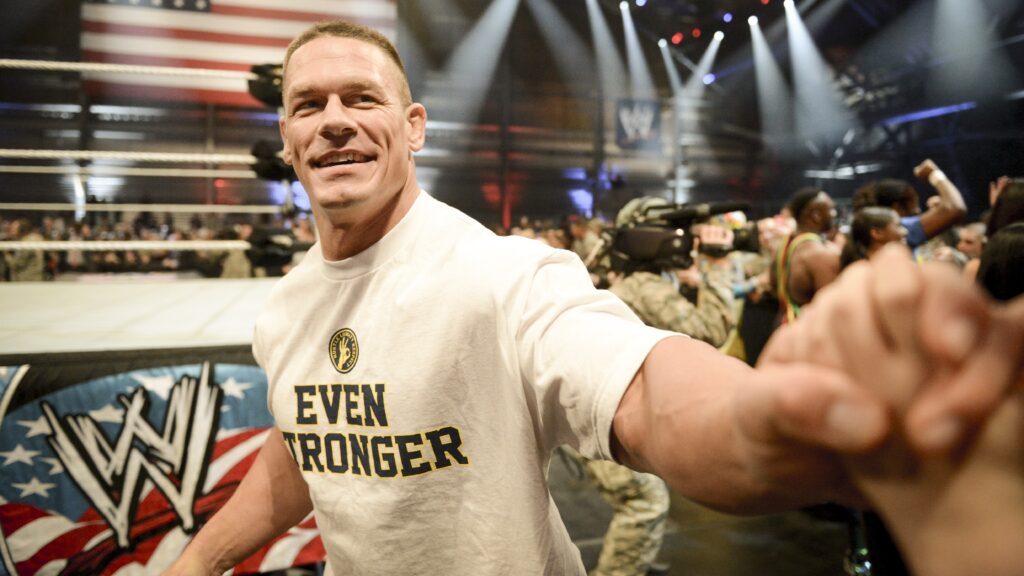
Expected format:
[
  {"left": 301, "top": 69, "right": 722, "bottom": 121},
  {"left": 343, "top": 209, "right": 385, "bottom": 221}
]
[
  {"left": 515, "top": 250, "right": 675, "bottom": 461},
  {"left": 901, "top": 215, "right": 928, "bottom": 248},
  {"left": 251, "top": 317, "right": 275, "bottom": 419}
]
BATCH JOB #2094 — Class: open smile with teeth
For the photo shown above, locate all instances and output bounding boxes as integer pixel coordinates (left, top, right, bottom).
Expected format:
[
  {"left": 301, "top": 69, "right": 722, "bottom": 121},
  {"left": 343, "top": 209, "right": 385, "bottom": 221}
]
[{"left": 315, "top": 152, "right": 373, "bottom": 168}]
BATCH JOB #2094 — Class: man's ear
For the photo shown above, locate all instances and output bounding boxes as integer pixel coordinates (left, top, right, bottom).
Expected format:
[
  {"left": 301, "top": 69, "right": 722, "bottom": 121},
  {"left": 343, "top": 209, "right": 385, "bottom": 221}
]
[
  {"left": 406, "top": 103, "right": 427, "bottom": 152},
  {"left": 278, "top": 116, "right": 293, "bottom": 165}
]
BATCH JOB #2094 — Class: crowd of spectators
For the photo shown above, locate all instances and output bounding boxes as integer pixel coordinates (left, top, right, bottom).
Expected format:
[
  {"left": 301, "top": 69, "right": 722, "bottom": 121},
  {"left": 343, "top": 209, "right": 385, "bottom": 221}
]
[
  {"left": 0, "top": 210, "right": 316, "bottom": 281},
  {"left": 2, "top": 171, "right": 1018, "bottom": 300}
]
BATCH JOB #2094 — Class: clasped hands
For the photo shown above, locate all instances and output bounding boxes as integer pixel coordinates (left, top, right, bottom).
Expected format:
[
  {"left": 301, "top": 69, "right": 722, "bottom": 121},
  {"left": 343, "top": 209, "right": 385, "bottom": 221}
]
[{"left": 759, "top": 244, "right": 1024, "bottom": 576}]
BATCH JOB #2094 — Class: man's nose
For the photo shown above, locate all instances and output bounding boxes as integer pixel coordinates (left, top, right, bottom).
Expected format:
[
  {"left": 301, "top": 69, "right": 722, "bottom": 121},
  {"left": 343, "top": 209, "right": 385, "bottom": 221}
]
[{"left": 319, "top": 97, "right": 356, "bottom": 138}]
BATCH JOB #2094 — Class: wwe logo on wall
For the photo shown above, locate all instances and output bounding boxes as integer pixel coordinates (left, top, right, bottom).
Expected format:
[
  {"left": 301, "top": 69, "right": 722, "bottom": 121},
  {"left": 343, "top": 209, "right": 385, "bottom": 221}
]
[
  {"left": 616, "top": 99, "right": 662, "bottom": 151},
  {"left": 39, "top": 362, "right": 223, "bottom": 549}
]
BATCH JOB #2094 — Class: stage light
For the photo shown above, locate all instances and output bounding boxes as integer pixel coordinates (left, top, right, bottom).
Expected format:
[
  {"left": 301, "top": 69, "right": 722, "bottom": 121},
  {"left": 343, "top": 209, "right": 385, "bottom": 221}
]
[
  {"left": 619, "top": 1, "right": 628, "bottom": 10},
  {"left": 658, "top": 38, "right": 667, "bottom": 48},
  {"left": 691, "top": 28, "right": 701, "bottom": 38},
  {"left": 761, "top": 0, "right": 770, "bottom": 5},
  {"left": 783, "top": 0, "right": 794, "bottom": 8},
  {"left": 723, "top": 12, "right": 733, "bottom": 23},
  {"left": 703, "top": 73, "right": 717, "bottom": 85},
  {"left": 635, "top": 0, "right": 647, "bottom": 6},
  {"left": 748, "top": 16, "right": 759, "bottom": 26},
  {"left": 713, "top": 31, "right": 725, "bottom": 41},
  {"left": 672, "top": 32, "right": 684, "bottom": 44}
]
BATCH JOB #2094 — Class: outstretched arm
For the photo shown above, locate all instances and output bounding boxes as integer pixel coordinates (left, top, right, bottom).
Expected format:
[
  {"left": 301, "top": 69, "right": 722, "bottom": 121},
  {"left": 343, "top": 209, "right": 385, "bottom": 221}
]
[{"left": 164, "top": 428, "right": 313, "bottom": 575}]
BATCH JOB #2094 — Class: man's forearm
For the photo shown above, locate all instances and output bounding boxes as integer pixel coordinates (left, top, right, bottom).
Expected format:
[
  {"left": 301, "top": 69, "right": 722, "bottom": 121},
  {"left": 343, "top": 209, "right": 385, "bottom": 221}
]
[
  {"left": 929, "top": 171, "right": 967, "bottom": 213},
  {"left": 613, "top": 333, "right": 885, "bottom": 515},
  {"left": 170, "top": 428, "right": 314, "bottom": 574},
  {"left": 613, "top": 337, "right": 806, "bottom": 513}
]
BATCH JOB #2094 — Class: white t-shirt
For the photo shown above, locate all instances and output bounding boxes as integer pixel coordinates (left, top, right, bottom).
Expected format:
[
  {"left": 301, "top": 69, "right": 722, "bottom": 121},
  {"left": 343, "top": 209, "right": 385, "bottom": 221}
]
[{"left": 253, "top": 191, "right": 673, "bottom": 575}]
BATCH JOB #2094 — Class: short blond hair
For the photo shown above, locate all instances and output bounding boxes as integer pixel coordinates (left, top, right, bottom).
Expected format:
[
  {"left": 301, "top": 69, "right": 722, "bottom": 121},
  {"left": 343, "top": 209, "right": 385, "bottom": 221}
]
[{"left": 283, "top": 19, "right": 412, "bottom": 105}]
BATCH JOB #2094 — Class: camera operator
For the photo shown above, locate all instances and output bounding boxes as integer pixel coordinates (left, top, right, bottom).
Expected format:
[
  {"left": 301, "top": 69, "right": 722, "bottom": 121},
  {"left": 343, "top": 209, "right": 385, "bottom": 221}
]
[{"left": 607, "top": 197, "right": 737, "bottom": 349}]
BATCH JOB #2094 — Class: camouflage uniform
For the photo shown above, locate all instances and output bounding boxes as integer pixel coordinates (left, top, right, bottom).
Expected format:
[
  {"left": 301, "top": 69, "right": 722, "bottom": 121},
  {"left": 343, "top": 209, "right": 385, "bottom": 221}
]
[
  {"left": 7, "top": 230, "right": 46, "bottom": 282},
  {"left": 609, "top": 264, "right": 736, "bottom": 349}
]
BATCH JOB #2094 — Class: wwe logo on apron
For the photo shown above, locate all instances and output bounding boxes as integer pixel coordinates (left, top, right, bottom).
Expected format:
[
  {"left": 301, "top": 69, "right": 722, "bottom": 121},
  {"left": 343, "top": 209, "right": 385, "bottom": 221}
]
[{"left": 40, "top": 363, "right": 223, "bottom": 548}]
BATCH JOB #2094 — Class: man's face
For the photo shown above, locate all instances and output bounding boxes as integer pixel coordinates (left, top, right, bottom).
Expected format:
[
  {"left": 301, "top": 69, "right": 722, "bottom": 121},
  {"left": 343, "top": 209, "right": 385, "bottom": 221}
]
[
  {"left": 957, "top": 228, "right": 983, "bottom": 258},
  {"left": 279, "top": 36, "right": 425, "bottom": 222},
  {"left": 815, "top": 192, "right": 837, "bottom": 231},
  {"left": 879, "top": 215, "right": 908, "bottom": 245}
]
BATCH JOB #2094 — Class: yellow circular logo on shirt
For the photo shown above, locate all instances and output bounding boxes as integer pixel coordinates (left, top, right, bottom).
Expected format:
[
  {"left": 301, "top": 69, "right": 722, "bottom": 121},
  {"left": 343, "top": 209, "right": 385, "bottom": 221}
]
[{"left": 328, "top": 328, "right": 359, "bottom": 373}]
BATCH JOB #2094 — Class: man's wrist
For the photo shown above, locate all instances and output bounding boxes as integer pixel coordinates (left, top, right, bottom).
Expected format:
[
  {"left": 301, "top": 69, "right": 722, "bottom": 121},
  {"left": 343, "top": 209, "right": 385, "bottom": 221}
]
[{"left": 928, "top": 170, "right": 948, "bottom": 187}]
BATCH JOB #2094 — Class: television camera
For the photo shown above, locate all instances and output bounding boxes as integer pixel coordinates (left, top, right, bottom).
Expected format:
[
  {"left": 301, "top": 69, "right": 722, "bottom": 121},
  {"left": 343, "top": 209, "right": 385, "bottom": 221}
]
[{"left": 599, "top": 198, "right": 760, "bottom": 273}]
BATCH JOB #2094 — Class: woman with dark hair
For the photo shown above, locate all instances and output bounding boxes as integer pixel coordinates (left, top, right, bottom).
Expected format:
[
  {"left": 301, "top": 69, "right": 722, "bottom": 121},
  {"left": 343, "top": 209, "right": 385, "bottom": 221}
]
[
  {"left": 840, "top": 207, "right": 907, "bottom": 270},
  {"left": 985, "top": 178, "right": 1024, "bottom": 238},
  {"left": 977, "top": 222, "right": 1024, "bottom": 301}
]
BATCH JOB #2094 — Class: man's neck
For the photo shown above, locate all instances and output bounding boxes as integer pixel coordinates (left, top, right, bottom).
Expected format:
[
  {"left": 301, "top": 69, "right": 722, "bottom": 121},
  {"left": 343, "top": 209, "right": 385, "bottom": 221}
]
[{"left": 315, "top": 185, "right": 420, "bottom": 261}]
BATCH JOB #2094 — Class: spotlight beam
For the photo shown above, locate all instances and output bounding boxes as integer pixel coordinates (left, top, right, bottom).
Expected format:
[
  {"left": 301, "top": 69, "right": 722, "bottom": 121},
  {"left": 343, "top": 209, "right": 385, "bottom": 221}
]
[
  {"left": 439, "top": 0, "right": 522, "bottom": 124},
  {"left": 785, "top": 0, "right": 855, "bottom": 145},
  {"left": 750, "top": 17, "right": 795, "bottom": 154},
  {"left": 930, "top": 0, "right": 1021, "bottom": 104},
  {"left": 683, "top": 32, "right": 724, "bottom": 101},
  {"left": 620, "top": 1, "right": 657, "bottom": 99},
  {"left": 585, "top": 0, "right": 628, "bottom": 100},
  {"left": 658, "top": 40, "right": 683, "bottom": 95},
  {"left": 525, "top": 0, "right": 597, "bottom": 104}
]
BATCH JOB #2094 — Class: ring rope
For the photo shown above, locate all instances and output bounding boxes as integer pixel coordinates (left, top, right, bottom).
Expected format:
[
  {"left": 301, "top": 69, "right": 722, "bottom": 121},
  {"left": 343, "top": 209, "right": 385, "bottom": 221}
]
[
  {"left": 0, "top": 58, "right": 258, "bottom": 80},
  {"left": 0, "top": 203, "right": 286, "bottom": 214},
  {"left": 0, "top": 148, "right": 257, "bottom": 164},
  {"left": 0, "top": 240, "right": 252, "bottom": 252},
  {"left": 0, "top": 165, "right": 256, "bottom": 179}
]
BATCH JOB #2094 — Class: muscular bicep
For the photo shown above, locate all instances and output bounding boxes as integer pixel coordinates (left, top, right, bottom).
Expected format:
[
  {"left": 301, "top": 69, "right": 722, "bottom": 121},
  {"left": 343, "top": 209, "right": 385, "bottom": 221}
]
[{"left": 918, "top": 205, "right": 966, "bottom": 239}]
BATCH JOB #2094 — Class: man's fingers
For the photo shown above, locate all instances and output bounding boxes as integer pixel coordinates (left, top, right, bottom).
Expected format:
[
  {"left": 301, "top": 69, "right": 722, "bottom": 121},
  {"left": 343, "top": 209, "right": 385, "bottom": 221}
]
[
  {"left": 870, "top": 244, "right": 923, "bottom": 353},
  {"left": 827, "top": 263, "right": 893, "bottom": 390},
  {"left": 916, "top": 262, "right": 987, "bottom": 365},
  {"left": 907, "top": 297, "right": 1024, "bottom": 454},
  {"left": 743, "top": 365, "right": 891, "bottom": 453}
]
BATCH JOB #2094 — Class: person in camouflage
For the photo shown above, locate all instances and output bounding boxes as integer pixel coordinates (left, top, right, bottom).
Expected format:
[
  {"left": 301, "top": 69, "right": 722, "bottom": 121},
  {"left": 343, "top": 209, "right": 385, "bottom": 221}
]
[
  {"left": 571, "top": 452, "right": 671, "bottom": 576},
  {"left": 607, "top": 232, "right": 736, "bottom": 348},
  {"left": 5, "top": 219, "right": 46, "bottom": 282},
  {"left": 570, "top": 197, "right": 737, "bottom": 576}
]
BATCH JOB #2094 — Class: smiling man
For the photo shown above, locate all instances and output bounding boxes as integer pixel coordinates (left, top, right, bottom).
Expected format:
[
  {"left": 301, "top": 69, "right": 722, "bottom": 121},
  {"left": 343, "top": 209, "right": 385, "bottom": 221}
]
[{"left": 165, "top": 20, "right": 1024, "bottom": 576}]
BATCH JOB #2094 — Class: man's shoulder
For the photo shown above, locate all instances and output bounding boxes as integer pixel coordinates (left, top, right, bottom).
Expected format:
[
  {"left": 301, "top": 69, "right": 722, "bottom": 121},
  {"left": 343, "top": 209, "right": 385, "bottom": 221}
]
[{"left": 791, "top": 235, "right": 837, "bottom": 259}]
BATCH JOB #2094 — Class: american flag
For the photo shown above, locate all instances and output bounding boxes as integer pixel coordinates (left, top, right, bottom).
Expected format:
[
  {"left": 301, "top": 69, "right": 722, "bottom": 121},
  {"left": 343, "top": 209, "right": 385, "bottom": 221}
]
[
  {"left": 1, "top": 429, "right": 325, "bottom": 576},
  {"left": 80, "top": 0, "right": 398, "bottom": 107},
  {"left": 0, "top": 362, "right": 322, "bottom": 575}
]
